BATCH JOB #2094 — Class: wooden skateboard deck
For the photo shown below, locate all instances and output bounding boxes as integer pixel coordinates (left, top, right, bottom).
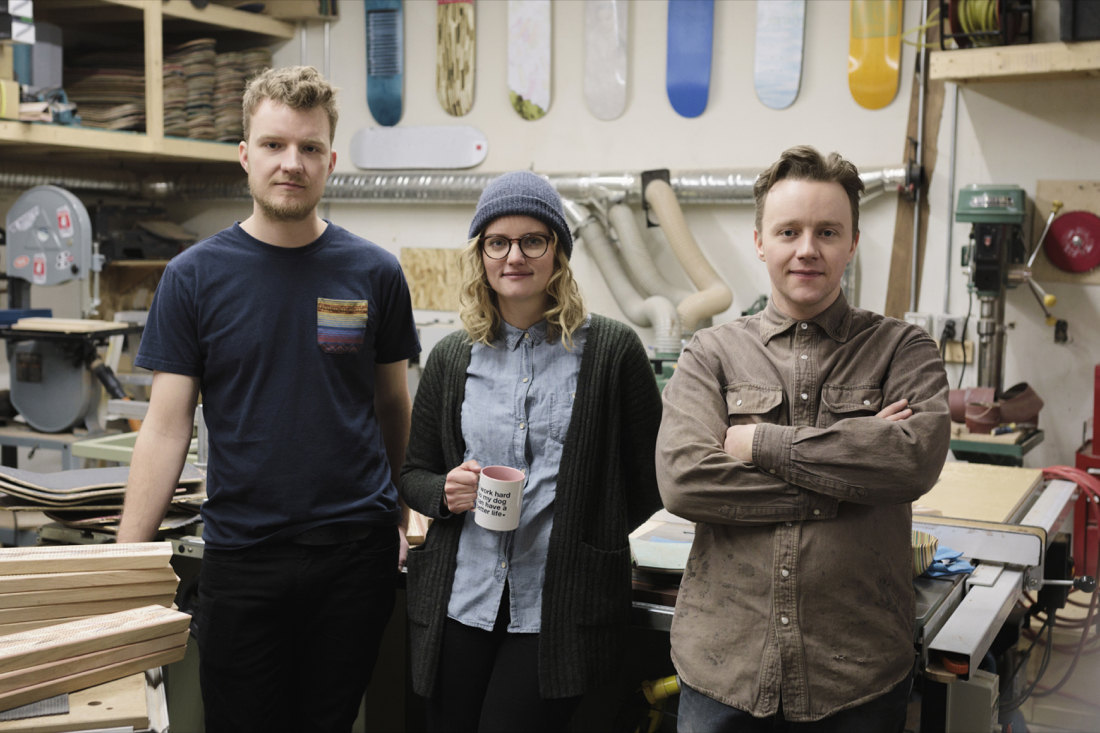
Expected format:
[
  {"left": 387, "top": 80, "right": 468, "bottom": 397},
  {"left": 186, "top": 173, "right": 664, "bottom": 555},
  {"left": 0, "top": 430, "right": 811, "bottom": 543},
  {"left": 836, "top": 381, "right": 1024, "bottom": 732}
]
[
  {"left": 0, "top": 464, "right": 202, "bottom": 494},
  {"left": 365, "top": 0, "right": 403, "bottom": 126},
  {"left": 507, "top": 0, "right": 552, "bottom": 120},
  {"left": 584, "top": 0, "right": 628, "bottom": 121},
  {"left": 666, "top": 0, "right": 715, "bottom": 118},
  {"left": 436, "top": 0, "right": 476, "bottom": 116},
  {"left": 754, "top": 0, "right": 806, "bottom": 110},
  {"left": 350, "top": 125, "right": 488, "bottom": 169},
  {"left": 848, "top": 0, "right": 904, "bottom": 109}
]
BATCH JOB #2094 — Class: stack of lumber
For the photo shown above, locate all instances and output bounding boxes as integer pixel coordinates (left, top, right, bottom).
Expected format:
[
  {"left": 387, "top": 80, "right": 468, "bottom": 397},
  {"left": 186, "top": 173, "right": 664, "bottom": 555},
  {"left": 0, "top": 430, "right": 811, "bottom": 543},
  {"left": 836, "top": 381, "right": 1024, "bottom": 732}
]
[
  {"left": 0, "top": 542, "right": 179, "bottom": 637},
  {"left": 0, "top": 605, "right": 189, "bottom": 713},
  {"left": 0, "top": 465, "right": 205, "bottom": 535}
]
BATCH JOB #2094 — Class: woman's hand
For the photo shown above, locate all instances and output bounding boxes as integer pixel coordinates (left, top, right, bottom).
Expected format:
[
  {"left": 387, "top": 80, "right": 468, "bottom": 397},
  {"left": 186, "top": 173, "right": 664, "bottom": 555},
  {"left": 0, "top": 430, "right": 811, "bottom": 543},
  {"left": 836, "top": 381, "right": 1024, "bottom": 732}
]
[{"left": 443, "top": 460, "right": 481, "bottom": 514}]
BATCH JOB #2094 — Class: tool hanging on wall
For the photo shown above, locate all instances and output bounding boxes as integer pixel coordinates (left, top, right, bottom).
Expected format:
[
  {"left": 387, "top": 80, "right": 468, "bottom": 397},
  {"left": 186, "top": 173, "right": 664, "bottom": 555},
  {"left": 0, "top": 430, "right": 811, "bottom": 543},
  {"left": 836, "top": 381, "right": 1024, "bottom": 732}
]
[{"left": 1042, "top": 209, "right": 1100, "bottom": 274}]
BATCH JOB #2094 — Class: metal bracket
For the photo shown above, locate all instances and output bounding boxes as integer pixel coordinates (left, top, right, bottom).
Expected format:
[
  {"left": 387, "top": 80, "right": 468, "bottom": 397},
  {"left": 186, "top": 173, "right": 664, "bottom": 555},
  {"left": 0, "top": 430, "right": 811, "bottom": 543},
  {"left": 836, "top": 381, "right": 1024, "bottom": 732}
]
[{"left": 640, "top": 169, "right": 671, "bottom": 228}]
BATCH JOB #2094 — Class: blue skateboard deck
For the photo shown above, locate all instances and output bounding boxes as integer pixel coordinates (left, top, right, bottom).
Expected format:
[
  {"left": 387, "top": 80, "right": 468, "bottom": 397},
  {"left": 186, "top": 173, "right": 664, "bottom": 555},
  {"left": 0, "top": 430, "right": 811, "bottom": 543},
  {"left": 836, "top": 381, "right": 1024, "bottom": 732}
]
[
  {"left": 366, "top": 0, "right": 403, "bottom": 126},
  {"left": 666, "top": 0, "right": 714, "bottom": 119},
  {"left": 754, "top": 0, "right": 805, "bottom": 110}
]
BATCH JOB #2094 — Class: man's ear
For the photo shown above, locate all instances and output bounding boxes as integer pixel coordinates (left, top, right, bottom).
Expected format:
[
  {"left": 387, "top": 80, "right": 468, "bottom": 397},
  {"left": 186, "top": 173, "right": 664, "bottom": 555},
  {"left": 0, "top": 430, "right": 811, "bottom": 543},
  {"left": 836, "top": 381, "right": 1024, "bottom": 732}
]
[
  {"left": 239, "top": 140, "right": 249, "bottom": 174},
  {"left": 754, "top": 230, "right": 765, "bottom": 261}
]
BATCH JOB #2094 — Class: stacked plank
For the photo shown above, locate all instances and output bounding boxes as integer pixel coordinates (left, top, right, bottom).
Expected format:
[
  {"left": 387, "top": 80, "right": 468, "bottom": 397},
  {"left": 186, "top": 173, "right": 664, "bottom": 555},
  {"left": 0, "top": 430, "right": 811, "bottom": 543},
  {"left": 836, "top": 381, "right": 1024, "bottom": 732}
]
[
  {"left": 0, "top": 543, "right": 188, "bottom": 712},
  {"left": 0, "top": 543, "right": 180, "bottom": 636}
]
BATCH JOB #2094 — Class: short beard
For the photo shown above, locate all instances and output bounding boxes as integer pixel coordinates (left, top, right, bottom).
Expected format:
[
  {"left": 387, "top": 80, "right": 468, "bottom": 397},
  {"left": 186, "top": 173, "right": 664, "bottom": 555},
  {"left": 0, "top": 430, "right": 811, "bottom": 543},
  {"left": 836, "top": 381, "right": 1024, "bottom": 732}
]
[{"left": 249, "top": 180, "right": 319, "bottom": 222}]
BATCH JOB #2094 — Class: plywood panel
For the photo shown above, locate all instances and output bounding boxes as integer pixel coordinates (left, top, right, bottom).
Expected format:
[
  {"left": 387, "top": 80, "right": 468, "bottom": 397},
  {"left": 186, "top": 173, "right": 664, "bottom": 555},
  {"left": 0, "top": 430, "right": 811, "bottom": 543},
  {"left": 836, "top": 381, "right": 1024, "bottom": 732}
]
[
  {"left": 914, "top": 461, "right": 1042, "bottom": 523},
  {"left": 400, "top": 247, "right": 464, "bottom": 312}
]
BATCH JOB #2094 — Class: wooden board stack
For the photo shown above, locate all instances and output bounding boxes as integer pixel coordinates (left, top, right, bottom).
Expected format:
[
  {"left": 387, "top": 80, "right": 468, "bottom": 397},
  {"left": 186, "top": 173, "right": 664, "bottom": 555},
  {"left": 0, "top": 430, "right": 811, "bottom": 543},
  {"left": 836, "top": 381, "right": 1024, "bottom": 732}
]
[
  {"left": 0, "top": 542, "right": 180, "bottom": 636},
  {"left": 0, "top": 605, "right": 189, "bottom": 713},
  {"left": 0, "top": 542, "right": 187, "bottom": 714}
]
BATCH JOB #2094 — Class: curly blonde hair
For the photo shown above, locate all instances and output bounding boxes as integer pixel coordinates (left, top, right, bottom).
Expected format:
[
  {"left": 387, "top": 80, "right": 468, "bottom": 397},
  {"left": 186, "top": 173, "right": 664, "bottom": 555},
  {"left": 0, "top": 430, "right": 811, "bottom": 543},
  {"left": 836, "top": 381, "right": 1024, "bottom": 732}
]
[{"left": 458, "top": 232, "right": 587, "bottom": 349}]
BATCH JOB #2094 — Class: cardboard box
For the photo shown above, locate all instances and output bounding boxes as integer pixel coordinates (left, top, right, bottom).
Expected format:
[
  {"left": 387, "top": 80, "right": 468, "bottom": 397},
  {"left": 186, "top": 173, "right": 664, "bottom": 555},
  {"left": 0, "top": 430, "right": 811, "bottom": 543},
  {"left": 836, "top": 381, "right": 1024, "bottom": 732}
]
[
  {"left": 263, "top": 0, "right": 337, "bottom": 21},
  {"left": 0, "top": 1, "right": 33, "bottom": 19},
  {"left": 0, "top": 13, "right": 35, "bottom": 44},
  {"left": 0, "top": 43, "right": 13, "bottom": 80},
  {"left": 0, "top": 77, "right": 19, "bottom": 119}
]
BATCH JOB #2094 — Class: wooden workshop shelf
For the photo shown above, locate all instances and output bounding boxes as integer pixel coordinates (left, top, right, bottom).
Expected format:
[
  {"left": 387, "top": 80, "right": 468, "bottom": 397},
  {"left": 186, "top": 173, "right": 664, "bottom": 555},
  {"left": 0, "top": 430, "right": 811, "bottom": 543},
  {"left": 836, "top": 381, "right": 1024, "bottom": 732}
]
[
  {"left": 0, "top": 0, "right": 294, "bottom": 167},
  {"left": 929, "top": 40, "right": 1100, "bottom": 84}
]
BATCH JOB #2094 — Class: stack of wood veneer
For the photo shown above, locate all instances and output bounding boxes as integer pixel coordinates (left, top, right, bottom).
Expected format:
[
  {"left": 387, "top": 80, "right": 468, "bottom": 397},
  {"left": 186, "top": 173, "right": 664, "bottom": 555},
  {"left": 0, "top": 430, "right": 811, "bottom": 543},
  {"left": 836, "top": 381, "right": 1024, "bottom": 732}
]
[{"left": 0, "top": 542, "right": 189, "bottom": 712}]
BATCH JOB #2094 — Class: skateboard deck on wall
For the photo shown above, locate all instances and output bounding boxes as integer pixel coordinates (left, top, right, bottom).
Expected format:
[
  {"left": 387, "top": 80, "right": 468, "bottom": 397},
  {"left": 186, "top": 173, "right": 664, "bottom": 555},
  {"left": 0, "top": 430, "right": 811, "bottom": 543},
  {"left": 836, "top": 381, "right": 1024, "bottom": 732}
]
[
  {"left": 584, "top": 0, "right": 628, "bottom": 121},
  {"left": 754, "top": 0, "right": 806, "bottom": 110},
  {"left": 507, "top": 0, "right": 552, "bottom": 120},
  {"left": 666, "top": 0, "right": 715, "bottom": 119},
  {"left": 437, "top": 0, "right": 476, "bottom": 116},
  {"left": 365, "top": 0, "right": 403, "bottom": 126},
  {"left": 848, "top": 0, "right": 904, "bottom": 110},
  {"left": 350, "top": 125, "right": 488, "bottom": 169}
]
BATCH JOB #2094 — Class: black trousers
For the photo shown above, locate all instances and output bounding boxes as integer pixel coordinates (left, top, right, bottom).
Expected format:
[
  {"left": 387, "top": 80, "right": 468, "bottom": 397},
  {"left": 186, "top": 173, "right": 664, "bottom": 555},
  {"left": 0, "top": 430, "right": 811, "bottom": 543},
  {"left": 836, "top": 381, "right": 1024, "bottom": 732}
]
[
  {"left": 423, "top": 596, "right": 581, "bottom": 733},
  {"left": 195, "top": 528, "right": 398, "bottom": 733}
]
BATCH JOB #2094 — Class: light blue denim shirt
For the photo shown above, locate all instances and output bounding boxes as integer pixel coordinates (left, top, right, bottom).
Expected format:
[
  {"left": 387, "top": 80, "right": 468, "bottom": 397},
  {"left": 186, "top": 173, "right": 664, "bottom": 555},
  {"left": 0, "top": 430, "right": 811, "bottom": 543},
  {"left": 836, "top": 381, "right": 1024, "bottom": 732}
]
[{"left": 447, "top": 318, "right": 587, "bottom": 632}]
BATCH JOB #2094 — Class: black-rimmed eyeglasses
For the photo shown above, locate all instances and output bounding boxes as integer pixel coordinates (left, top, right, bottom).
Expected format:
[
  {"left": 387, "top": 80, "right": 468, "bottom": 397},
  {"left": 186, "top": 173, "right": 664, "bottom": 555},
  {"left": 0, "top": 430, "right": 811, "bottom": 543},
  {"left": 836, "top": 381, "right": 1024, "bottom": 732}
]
[{"left": 480, "top": 233, "right": 551, "bottom": 260}]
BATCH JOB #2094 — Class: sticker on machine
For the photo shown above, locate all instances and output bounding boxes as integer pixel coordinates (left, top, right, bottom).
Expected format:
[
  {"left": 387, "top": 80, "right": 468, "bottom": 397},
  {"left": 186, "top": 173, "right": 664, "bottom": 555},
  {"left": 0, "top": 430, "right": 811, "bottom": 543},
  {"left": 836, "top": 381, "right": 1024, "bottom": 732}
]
[
  {"left": 56, "top": 251, "right": 75, "bottom": 270},
  {"left": 12, "top": 255, "right": 29, "bottom": 270},
  {"left": 56, "top": 206, "right": 74, "bottom": 238},
  {"left": 32, "top": 253, "right": 47, "bottom": 284}
]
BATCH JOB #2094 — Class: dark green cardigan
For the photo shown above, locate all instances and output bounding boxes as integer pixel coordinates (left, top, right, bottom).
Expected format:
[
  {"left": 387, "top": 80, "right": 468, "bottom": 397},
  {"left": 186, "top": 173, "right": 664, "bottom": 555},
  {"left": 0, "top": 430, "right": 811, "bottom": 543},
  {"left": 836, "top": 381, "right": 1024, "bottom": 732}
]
[{"left": 399, "top": 314, "right": 663, "bottom": 699}]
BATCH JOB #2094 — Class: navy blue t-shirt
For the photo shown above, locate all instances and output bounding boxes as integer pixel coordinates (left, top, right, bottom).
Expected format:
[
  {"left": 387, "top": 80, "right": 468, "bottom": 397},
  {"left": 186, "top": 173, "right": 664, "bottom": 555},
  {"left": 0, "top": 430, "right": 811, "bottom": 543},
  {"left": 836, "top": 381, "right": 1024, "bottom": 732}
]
[{"left": 136, "top": 222, "right": 420, "bottom": 550}]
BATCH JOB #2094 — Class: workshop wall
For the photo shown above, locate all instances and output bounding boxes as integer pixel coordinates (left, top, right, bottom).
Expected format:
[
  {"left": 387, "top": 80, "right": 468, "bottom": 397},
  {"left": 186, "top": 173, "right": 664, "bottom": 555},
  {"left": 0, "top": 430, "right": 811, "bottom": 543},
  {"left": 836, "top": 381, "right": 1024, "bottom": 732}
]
[{"left": 7, "top": 0, "right": 1094, "bottom": 470}]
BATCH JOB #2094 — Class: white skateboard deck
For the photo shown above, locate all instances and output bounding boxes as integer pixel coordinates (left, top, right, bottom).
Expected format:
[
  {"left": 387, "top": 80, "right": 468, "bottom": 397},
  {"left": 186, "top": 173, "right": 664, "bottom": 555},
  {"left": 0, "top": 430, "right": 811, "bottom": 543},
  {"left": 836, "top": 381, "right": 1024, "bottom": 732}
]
[
  {"left": 754, "top": 0, "right": 806, "bottom": 110},
  {"left": 584, "top": 0, "right": 628, "bottom": 120},
  {"left": 507, "top": 0, "right": 552, "bottom": 120},
  {"left": 350, "top": 125, "right": 488, "bottom": 169}
]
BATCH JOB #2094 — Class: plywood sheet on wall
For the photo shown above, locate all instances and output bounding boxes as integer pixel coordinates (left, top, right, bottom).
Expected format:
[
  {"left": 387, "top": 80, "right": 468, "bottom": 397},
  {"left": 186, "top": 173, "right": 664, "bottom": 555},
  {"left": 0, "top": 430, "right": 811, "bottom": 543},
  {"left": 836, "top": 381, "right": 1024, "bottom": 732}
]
[
  {"left": 400, "top": 248, "right": 464, "bottom": 312},
  {"left": 1031, "top": 180, "right": 1100, "bottom": 286}
]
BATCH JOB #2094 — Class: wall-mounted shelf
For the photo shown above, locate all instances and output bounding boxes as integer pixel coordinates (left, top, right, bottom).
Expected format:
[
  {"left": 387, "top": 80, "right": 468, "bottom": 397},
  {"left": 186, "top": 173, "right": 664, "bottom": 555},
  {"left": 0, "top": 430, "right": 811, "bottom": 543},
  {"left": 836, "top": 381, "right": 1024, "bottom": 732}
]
[
  {"left": 0, "top": 0, "right": 294, "bottom": 168},
  {"left": 929, "top": 40, "right": 1100, "bottom": 84}
]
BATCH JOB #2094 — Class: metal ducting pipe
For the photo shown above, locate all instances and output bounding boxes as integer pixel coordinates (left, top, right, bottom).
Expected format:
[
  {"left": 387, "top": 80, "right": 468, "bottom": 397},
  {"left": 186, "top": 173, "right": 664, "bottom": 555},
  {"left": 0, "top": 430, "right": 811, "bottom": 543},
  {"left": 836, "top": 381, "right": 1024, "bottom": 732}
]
[
  {"left": 0, "top": 166, "right": 906, "bottom": 205},
  {"left": 563, "top": 199, "right": 682, "bottom": 354}
]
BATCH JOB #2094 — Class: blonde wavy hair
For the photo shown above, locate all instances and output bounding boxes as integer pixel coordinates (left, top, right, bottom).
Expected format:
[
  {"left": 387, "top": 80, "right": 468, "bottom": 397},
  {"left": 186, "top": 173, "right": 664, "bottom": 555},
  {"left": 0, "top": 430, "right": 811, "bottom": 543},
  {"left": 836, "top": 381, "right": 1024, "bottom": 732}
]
[{"left": 458, "top": 231, "right": 587, "bottom": 348}]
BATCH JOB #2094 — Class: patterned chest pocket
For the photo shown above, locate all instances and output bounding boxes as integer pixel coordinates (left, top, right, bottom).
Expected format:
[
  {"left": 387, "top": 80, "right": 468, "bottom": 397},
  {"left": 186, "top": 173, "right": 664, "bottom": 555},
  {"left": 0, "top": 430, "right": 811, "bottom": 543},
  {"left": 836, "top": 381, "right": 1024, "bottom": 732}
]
[{"left": 317, "top": 298, "right": 368, "bottom": 354}]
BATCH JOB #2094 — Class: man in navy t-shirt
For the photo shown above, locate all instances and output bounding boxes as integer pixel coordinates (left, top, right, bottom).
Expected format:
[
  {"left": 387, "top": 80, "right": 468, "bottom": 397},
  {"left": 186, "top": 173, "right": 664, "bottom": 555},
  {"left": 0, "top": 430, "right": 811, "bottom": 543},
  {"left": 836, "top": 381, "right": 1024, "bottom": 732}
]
[{"left": 118, "top": 65, "right": 420, "bottom": 733}]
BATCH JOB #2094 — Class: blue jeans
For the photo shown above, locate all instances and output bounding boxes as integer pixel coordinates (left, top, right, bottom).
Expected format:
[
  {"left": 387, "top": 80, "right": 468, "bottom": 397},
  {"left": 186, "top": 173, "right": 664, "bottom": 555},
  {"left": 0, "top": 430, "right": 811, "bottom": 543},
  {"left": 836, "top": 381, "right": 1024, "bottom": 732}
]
[
  {"left": 195, "top": 527, "right": 398, "bottom": 733},
  {"left": 677, "top": 673, "right": 912, "bottom": 733}
]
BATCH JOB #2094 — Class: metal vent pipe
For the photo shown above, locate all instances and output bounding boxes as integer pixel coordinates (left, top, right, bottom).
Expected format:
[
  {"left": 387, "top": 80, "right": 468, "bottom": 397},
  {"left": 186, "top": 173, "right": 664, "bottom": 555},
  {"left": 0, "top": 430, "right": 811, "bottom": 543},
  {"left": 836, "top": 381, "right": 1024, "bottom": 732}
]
[{"left": 1, "top": 166, "right": 905, "bottom": 205}]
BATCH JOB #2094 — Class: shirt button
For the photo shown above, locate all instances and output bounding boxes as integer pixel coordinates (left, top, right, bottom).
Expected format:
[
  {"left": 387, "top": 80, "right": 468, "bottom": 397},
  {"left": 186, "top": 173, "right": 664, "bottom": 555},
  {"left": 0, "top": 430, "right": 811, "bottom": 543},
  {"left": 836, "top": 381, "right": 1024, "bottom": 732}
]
[
  {"left": 522, "top": 377, "right": 529, "bottom": 383},
  {"left": 519, "top": 423, "right": 526, "bottom": 430},
  {"left": 785, "top": 522, "right": 793, "bottom": 527},
  {"left": 800, "top": 393, "right": 808, "bottom": 400},
  {"left": 800, "top": 323, "right": 808, "bottom": 330},
  {"left": 501, "top": 562, "right": 507, "bottom": 569},
  {"left": 780, "top": 616, "right": 790, "bottom": 625},
  {"left": 524, "top": 333, "right": 530, "bottom": 339},
  {"left": 736, "top": 399, "right": 743, "bottom": 406},
  {"left": 863, "top": 399, "right": 870, "bottom": 405},
  {"left": 800, "top": 354, "right": 808, "bottom": 360},
  {"left": 769, "top": 469, "right": 776, "bottom": 474},
  {"left": 813, "top": 509, "right": 821, "bottom": 516},
  {"left": 781, "top": 568, "right": 790, "bottom": 578}
]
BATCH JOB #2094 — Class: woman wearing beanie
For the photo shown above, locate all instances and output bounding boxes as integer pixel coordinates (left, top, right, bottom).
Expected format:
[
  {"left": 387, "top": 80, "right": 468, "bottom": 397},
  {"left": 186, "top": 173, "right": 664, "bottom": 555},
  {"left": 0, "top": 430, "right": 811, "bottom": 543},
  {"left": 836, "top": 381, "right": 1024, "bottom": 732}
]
[{"left": 400, "top": 170, "right": 663, "bottom": 732}]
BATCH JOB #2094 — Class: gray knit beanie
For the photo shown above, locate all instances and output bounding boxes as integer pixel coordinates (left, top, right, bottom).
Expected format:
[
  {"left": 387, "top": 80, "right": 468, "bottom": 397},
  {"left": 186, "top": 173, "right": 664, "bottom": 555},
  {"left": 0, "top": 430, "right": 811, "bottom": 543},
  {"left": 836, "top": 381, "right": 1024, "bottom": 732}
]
[{"left": 468, "top": 171, "right": 574, "bottom": 259}]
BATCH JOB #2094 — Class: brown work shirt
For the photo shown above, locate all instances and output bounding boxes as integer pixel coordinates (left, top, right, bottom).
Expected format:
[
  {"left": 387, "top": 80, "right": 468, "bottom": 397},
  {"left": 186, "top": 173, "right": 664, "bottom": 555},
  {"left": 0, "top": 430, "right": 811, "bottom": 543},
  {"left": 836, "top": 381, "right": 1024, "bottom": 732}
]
[{"left": 656, "top": 295, "right": 950, "bottom": 721}]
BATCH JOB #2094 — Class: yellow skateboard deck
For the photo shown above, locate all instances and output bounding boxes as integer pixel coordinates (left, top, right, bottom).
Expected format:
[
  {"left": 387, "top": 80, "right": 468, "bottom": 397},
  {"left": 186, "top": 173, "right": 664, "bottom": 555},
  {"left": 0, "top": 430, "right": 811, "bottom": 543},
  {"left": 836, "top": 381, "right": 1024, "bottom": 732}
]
[{"left": 848, "top": 0, "right": 903, "bottom": 110}]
